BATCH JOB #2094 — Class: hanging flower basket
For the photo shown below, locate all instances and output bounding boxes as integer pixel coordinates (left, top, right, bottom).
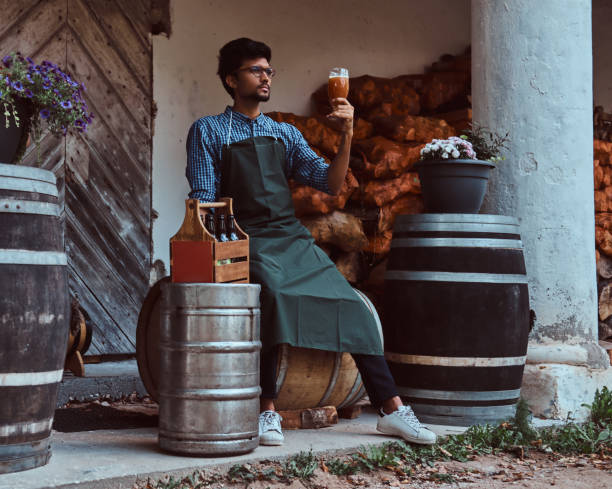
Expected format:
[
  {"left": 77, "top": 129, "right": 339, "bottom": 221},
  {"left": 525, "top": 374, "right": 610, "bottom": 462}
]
[{"left": 0, "top": 52, "right": 93, "bottom": 164}]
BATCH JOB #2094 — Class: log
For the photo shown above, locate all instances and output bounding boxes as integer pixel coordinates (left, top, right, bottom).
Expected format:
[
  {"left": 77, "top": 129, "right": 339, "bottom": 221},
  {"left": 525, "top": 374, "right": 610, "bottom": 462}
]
[
  {"left": 597, "top": 212, "right": 612, "bottom": 231},
  {"left": 364, "top": 230, "right": 393, "bottom": 255},
  {"left": 278, "top": 406, "right": 338, "bottom": 430},
  {"left": 596, "top": 225, "right": 612, "bottom": 257},
  {"left": 266, "top": 111, "right": 341, "bottom": 157},
  {"left": 426, "top": 50, "right": 471, "bottom": 74},
  {"left": 353, "top": 118, "right": 374, "bottom": 140},
  {"left": 594, "top": 107, "right": 612, "bottom": 142},
  {"left": 420, "top": 71, "right": 470, "bottom": 113},
  {"left": 370, "top": 114, "right": 455, "bottom": 143},
  {"left": 301, "top": 211, "right": 368, "bottom": 252},
  {"left": 352, "top": 136, "right": 423, "bottom": 179},
  {"left": 600, "top": 321, "right": 612, "bottom": 341},
  {"left": 353, "top": 172, "right": 421, "bottom": 207},
  {"left": 595, "top": 191, "right": 609, "bottom": 212},
  {"left": 433, "top": 107, "right": 472, "bottom": 133},
  {"left": 597, "top": 252, "right": 612, "bottom": 279},
  {"left": 595, "top": 160, "right": 604, "bottom": 190},
  {"left": 291, "top": 167, "right": 359, "bottom": 217},
  {"left": 594, "top": 139, "right": 612, "bottom": 166},
  {"left": 334, "top": 251, "right": 362, "bottom": 284},
  {"left": 599, "top": 283, "right": 612, "bottom": 321},
  {"left": 360, "top": 259, "right": 387, "bottom": 313},
  {"left": 378, "top": 194, "right": 424, "bottom": 233}
]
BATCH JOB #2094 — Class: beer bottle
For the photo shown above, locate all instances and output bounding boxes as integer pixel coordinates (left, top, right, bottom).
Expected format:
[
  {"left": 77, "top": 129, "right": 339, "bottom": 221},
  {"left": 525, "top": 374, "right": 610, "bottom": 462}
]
[
  {"left": 204, "top": 214, "right": 216, "bottom": 240},
  {"left": 227, "top": 214, "right": 239, "bottom": 241},
  {"left": 217, "top": 214, "right": 229, "bottom": 242}
]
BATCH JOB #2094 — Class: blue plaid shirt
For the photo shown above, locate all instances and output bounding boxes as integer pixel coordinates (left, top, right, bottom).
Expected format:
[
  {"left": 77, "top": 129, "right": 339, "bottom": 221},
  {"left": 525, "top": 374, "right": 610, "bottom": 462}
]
[{"left": 186, "top": 106, "right": 331, "bottom": 202}]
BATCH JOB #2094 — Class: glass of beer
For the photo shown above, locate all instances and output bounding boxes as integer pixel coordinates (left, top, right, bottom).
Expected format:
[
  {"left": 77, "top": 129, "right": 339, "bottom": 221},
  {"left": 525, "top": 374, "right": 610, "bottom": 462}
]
[{"left": 328, "top": 67, "right": 349, "bottom": 100}]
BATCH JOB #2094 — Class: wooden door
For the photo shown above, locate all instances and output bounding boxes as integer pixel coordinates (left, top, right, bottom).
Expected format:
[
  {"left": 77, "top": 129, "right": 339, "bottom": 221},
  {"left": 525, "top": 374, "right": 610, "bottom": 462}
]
[{"left": 0, "top": 0, "right": 153, "bottom": 354}]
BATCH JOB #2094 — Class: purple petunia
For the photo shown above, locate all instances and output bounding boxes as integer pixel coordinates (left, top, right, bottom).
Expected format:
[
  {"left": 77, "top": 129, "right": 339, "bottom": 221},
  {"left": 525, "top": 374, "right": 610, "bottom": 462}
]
[
  {"left": 60, "top": 100, "right": 72, "bottom": 109},
  {"left": 26, "top": 57, "right": 33, "bottom": 65},
  {"left": 24, "top": 89, "right": 33, "bottom": 98},
  {"left": 11, "top": 80, "right": 24, "bottom": 91},
  {"left": 40, "top": 109, "right": 50, "bottom": 119},
  {"left": 2, "top": 55, "right": 12, "bottom": 68}
]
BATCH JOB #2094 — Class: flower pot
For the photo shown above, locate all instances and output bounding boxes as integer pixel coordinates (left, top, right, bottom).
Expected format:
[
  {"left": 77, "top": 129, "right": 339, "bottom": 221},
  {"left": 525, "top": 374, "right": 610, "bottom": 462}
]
[
  {"left": 0, "top": 163, "right": 69, "bottom": 473},
  {"left": 414, "top": 159, "right": 495, "bottom": 214},
  {"left": 0, "top": 101, "right": 31, "bottom": 164}
]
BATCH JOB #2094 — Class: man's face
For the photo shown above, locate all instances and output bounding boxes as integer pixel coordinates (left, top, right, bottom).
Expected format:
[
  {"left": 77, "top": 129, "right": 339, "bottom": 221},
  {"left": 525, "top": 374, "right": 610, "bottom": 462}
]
[{"left": 227, "top": 57, "right": 272, "bottom": 102}]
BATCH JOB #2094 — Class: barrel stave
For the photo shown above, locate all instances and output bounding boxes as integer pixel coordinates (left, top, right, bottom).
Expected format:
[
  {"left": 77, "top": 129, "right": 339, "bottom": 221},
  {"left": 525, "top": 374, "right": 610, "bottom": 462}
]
[
  {"left": 0, "top": 164, "right": 68, "bottom": 473},
  {"left": 384, "top": 214, "right": 530, "bottom": 427},
  {"left": 384, "top": 282, "right": 530, "bottom": 357}
]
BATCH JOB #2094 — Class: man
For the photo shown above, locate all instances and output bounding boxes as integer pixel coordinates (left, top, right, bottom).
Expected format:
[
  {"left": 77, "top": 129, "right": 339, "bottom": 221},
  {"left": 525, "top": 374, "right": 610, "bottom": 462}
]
[{"left": 186, "top": 38, "right": 436, "bottom": 447}]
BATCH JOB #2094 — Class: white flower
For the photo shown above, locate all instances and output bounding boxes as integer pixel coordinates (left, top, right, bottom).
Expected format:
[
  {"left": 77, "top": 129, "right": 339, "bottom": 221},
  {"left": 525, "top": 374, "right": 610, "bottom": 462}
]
[
  {"left": 451, "top": 149, "right": 460, "bottom": 158},
  {"left": 441, "top": 152, "right": 449, "bottom": 159},
  {"left": 423, "top": 147, "right": 430, "bottom": 153}
]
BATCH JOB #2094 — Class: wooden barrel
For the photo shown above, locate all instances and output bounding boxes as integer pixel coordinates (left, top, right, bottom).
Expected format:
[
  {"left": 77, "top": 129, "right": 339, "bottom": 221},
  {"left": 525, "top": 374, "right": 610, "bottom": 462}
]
[
  {"left": 383, "top": 214, "right": 530, "bottom": 427},
  {"left": 137, "top": 280, "right": 382, "bottom": 411},
  {"left": 158, "top": 282, "right": 261, "bottom": 455},
  {"left": 0, "top": 163, "right": 68, "bottom": 474}
]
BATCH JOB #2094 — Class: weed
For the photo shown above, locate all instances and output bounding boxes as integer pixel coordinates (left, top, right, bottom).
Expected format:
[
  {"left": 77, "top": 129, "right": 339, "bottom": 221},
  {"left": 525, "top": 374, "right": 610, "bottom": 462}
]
[
  {"left": 513, "top": 398, "right": 539, "bottom": 443},
  {"left": 150, "top": 388, "right": 612, "bottom": 488},
  {"left": 540, "top": 421, "right": 612, "bottom": 454},
  {"left": 283, "top": 450, "right": 318, "bottom": 480},
  {"left": 429, "top": 472, "right": 457, "bottom": 483},
  {"left": 227, "top": 463, "right": 257, "bottom": 483},
  {"left": 352, "top": 442, "right": 401, "bottom": 472},
  {"left": 327, "top": 457, "right": 360, "bottom": 476},
  {"left": 583, "top": 386, "right": 612, "bottom": 427}
]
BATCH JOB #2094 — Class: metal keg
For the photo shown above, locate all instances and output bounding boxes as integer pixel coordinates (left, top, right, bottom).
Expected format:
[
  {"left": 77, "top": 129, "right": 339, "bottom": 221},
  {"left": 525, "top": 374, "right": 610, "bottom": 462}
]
[{"left": 158, "top": 282, "right": 261, "bottom": 455}]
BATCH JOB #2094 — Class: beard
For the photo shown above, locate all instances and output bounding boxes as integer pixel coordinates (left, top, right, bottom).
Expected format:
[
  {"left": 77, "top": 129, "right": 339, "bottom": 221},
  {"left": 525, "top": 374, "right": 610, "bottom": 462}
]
[{"left": 251, "top": 84, "right": 270, "bottom": 102}]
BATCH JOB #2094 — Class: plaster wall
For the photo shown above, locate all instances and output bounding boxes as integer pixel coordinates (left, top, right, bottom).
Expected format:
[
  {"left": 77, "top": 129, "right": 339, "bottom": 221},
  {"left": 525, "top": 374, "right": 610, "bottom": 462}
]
[
  {"left": 151, "top": 0, "right": 470, "bottom": 270},
  {"left": 593, "top": 0, "right": 612, "bottom": 111}
]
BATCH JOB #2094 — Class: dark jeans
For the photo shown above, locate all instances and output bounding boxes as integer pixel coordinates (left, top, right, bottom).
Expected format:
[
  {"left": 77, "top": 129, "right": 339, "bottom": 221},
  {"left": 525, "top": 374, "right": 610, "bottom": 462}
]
[{"left": 260, "top": 346, "right": 399, "bottom": 408}]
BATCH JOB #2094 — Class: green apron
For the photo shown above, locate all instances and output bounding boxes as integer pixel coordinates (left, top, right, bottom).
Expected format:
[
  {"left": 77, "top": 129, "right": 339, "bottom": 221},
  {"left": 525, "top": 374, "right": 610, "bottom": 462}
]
[{"left": 220, "top": 126, "right": 382, "bottom": 357}]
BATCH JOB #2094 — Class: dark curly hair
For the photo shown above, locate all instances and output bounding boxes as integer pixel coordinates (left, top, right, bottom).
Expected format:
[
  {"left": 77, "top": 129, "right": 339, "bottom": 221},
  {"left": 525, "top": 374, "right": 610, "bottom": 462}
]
[{"left": 217, "top": 38, "right": 271, "bottom": 98}]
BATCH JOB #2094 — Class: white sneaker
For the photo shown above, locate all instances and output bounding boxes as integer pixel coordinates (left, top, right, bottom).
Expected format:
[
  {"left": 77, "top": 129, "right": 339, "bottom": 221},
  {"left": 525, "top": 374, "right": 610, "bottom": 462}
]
[
  {"left": 376, "top": 405, "right": 437, "bottom": 445},
  {"left": 258, "top": 410, "right": 284, "bottom": 446}
]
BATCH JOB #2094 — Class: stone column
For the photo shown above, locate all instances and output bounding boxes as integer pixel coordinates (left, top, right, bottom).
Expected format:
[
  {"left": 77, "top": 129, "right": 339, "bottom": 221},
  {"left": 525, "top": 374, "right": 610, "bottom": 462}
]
[{"left": 472, "top": 0, "right": 611, "bottom": 419}]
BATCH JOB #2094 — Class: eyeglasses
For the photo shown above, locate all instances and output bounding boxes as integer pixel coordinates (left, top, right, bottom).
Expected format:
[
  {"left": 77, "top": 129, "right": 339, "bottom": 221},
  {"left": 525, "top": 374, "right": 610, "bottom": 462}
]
[{"left": 235, "top": 66, "right": 276, "bottom": 78}]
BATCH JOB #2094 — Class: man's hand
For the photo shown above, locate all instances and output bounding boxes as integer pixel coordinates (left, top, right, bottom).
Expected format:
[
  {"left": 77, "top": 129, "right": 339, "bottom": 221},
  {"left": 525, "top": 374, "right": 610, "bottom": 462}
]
[{"left": 327, "top": 97, "right": 354, "bottom": 136}]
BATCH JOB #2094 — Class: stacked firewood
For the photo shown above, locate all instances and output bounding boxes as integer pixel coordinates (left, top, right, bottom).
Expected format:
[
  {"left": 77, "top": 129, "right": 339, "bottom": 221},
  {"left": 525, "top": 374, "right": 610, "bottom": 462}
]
[
  {"left": 266, "top": 48, "right": 471, "bottom": 306},
  {"left": 595, "top": 139, "right": 612, "bottom": 341}
]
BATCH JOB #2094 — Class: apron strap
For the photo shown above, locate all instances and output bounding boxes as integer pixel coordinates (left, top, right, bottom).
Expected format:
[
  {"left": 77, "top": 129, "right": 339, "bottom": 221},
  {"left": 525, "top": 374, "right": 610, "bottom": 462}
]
[{"left": 226, "top": 110, "right": 233, "bottom": 146}]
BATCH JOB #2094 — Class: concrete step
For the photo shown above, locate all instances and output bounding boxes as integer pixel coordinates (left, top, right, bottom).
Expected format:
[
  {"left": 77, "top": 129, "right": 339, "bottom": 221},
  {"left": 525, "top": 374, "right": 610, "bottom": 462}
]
[{"left": 57, "top": 359, "right": 148, "bottom": 407}]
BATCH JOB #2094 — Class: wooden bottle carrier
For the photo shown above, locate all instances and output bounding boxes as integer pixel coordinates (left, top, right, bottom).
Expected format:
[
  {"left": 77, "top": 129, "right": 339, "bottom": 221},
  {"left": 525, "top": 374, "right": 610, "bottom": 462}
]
[{"left": 170, "top": 197, "right": 249, "bottom": 283}]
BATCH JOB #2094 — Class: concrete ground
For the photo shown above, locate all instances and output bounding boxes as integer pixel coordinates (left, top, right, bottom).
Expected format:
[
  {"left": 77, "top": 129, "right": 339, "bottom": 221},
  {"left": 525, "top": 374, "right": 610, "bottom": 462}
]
[
  {"left": 57, "top": 360, "right": 148, "bottom": 406},
  {"left": 4, "top": 360, "right": 562, "bottom": 489},
  {"left": 0, "top": 411, "right": 465, "bottom": 489}
]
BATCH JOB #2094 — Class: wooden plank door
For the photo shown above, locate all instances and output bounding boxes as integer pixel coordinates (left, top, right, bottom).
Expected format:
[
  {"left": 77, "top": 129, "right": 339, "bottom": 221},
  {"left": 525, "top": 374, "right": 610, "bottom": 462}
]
[{"left": 0, "top": 0, "right": 153, "bottom": 354}]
